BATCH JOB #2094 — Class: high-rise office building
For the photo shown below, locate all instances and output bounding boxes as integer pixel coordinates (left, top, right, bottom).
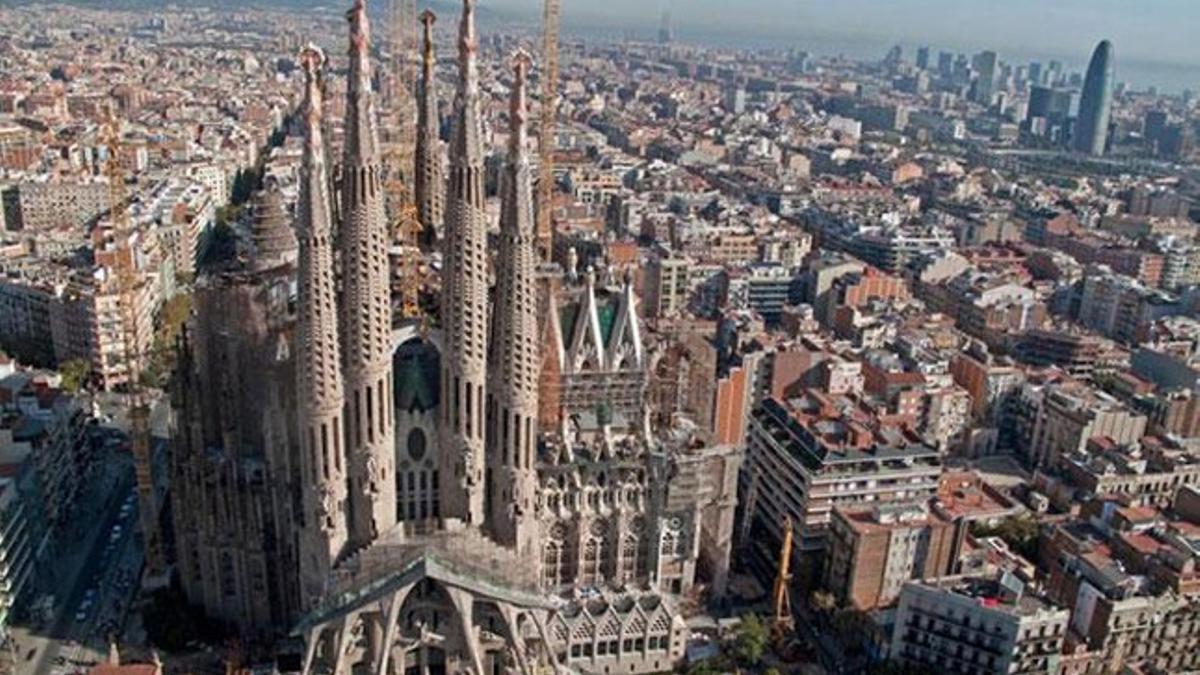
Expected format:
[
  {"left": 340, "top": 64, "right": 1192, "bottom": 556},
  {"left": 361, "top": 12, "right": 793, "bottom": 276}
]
[
  {"left": 657, "top": 10, "right": 673, "bottom": 44},
  {"left": 1026, "top": 85, "right": 1074, "bottom": 141},
  {"left": 1028, "top": 61, "right": 1043, "bottom": 86},
  {"left": 972, "top": 50, "right": 998, "bottom": 105},
  {"left": 1074, "top": 40, "right": 1115, "bottom": 156},
  {"left": 916, "top": 46, "right": 930, "bottom": 71},
  {"left": 937, "top": 51, "right": 953, "bottom": 77},
  {"left": 1143, "top": 110, "right": 1168, "bottom": 147},
  {"left": 1047, "top": 60, "right": 1063, "bottom": 86}
]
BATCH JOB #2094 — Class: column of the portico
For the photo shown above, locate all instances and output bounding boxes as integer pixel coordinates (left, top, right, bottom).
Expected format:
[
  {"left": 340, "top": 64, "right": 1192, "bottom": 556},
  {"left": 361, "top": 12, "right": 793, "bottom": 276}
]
[{"left": 444, "top": 585, "right": 485, "bottom": 674}]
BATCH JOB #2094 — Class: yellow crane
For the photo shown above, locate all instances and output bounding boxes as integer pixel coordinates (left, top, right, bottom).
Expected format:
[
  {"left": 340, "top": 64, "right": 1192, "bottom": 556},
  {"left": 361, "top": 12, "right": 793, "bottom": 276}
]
[
  {"left": 102, "top": 108, "right": 165, "bottom": 580},
  {"left": 537, "top": 0, "right": 562, "bottom": 261},
  {"left": 391, "top": 0, "right": 422, "bottom": 318},
  {"left": 773, "top": 516, "right": 795, "bottom": 634}
]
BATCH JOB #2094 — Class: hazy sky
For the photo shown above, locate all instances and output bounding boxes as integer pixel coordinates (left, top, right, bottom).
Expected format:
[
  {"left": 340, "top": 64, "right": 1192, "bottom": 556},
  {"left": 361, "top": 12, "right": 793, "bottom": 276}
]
[{"left": 485, "top": 0, "right": 1200, "bottom": 79}]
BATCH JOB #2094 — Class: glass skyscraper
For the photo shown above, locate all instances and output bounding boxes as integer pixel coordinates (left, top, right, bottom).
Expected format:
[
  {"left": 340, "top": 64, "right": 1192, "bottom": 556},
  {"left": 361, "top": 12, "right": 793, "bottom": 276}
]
[{"left": 1074, "top": 40, "right": 1115, "bottom": 156}]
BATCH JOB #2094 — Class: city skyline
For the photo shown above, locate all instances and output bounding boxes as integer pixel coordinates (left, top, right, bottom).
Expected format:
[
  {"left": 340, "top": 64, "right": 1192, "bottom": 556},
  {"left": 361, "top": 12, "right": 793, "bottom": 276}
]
[{"left": 482, "top": 0, "right": 1199, "bottom": 91}]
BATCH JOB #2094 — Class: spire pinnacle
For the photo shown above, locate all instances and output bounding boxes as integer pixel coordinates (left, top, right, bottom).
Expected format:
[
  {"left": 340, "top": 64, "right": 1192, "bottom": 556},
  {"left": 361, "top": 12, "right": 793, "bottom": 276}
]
[
  {"left": 294, "top": 40, "right": 348, "bottom": 597},
  {"left": 344, "top": 0, "right": 376, "bottom": 163},
  {"left": 338, "top": 0, "right": 396, "bottom": 544},
  {"left": 348, "top": 0, "right": 370, "bottom": 65},
  {"left": 509, "top": 50, "right": 531, "bottom": 154},
  {"left": 347, "top": 0, "right": 371, "bottom": 93},
  {"left": 458, "top": 0, "right": 478, "bottom": 91},
  {"left": 299, "top": 44, "right": 324, "bottom": 136},
  {"left": 449, "top": 0, "right": 483, "bottom": 167},
  {"left": 420, "top": 10, "right": 437, "bottom": 69}
]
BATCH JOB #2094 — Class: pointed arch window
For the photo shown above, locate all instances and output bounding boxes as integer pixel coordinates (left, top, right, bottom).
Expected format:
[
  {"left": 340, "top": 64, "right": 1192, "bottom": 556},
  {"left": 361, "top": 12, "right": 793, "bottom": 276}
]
[
  {"left": 582, "top": 536, "right": 603, "bottom": 586},
  {"left": 621, "top": 533, "right": 640, "bottom": 580}
]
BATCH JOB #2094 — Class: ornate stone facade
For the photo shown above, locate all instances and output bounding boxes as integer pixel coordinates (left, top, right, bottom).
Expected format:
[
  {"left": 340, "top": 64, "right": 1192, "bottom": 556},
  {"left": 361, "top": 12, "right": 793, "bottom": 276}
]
[
  {"left": 543, "top": 271, "right": 649, "bottom": 429},
  {"left": 170, "top": 213, "right": 301, "bottom": 634},
  {"left": 169, "top": 2, "right": 738, "bottom": 672}
]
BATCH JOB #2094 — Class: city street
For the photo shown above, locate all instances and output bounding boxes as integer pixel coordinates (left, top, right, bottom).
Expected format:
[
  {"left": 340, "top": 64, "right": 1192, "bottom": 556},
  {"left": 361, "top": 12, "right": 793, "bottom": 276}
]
[
  {"left": 16, "top": 480, "right": 143, "bottom": 675},
  {"left": 6, "top": 397, "right": 166, "bottom": 675}
]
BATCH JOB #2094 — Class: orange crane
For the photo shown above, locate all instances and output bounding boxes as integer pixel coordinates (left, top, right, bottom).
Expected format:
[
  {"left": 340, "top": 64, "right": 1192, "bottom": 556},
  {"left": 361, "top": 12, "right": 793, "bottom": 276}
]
[
  {"left": 391, "top": 0, "right": 422, "bottom": 318},
  {"left": 536, "top": 0, "right": 562, "bottom": 261},
  {"left": 102, "top": 108, "right": 165, "bottom": 581},
  {"left": 773, "top": 516, "right": 795, "bottom": 634}
]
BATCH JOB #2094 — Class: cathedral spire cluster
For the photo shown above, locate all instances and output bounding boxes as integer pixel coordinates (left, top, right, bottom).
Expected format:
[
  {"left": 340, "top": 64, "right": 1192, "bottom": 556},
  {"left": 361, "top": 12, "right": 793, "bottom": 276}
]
[
  {"left": 292, "top": 0, "right": 548, "bottom": 574},
  {"left": 175, "top": 1, "right": 718, "bottom": 664}
]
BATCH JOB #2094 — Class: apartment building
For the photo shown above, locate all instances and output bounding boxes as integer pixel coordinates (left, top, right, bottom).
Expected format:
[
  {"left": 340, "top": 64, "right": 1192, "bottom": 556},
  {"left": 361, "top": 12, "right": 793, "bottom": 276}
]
[
  {"left": 890, "top": 574, "right": 1069, "bottom": 675},
  {"left": 737, "top": 394, "right": 943, "bottom": 576}
]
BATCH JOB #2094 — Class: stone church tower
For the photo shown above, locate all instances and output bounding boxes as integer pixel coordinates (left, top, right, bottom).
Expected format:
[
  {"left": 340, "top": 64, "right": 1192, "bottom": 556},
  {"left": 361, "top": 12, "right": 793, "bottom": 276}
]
[
  {"left": 294, "top": 45, "right": 349, "bottom": 605},
  {"left": 439, "top": 0, "right": 489, "bottom": 525},
  {"left": 485, "top": 54, "right": 540, "bottom": 555},
  {"left": 339, "top": 0, "right": 397, "bottom": 546}
]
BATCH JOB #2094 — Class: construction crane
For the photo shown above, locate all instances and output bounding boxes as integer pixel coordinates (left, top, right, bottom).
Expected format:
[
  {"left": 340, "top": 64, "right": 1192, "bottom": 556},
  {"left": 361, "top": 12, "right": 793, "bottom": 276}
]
[
  {"left": 536, "top": 0, "right": 562, "bottom": 261},
  {"left": 102, "top": 108, "right": 165, "bottom": 581},
  {"left": 772, "top": 516, "right": 795, "bottom": 635},
  {"left": 390, "top": 0, "right": 422, "bottom": 318}
]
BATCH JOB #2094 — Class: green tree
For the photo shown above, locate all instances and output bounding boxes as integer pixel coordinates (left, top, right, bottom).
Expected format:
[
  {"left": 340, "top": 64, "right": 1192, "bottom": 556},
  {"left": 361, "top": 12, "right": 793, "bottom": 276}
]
[
  {"left": 142, "top": 293, "right": 192, "bottom": 387},
  {"left": 216, "top": 203, "right": 242, "bottom": 225},
  {"left": 199, "top": 221, "right": 239, "bottom": 271},
  {"left": 60, "top": 358, "right": 92, "bottom": 393},
  {"left": 731, "top": 613, "right": 768, "bottom": 666},
  {"left": 832, "top": 608, "right": 880, "bottom": 655},
  {"left": 230, "top": 167, "right": 260, "bottom": 205}
]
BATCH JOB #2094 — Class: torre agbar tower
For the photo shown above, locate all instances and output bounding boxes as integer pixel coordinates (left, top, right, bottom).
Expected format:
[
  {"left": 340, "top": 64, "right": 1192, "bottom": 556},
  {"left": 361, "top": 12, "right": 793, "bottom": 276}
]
[
  {"left": 440, "top": 0, "right": 489, "bottom": 525},
  {"left": 340, "top": 0, "right": 397, "bottom": 545}
]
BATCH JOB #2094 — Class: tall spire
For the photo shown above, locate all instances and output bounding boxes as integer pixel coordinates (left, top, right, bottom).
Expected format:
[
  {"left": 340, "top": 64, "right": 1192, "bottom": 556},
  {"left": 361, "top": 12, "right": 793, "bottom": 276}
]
[
  {"left": 295, "top": 44, "right": 348, "bottom": 606},
  {"left": 340, "top": 0, "right": 397, "bottom": 547},
  {"left": 344, "top": 0, "right": 378, "bottom": 165},
  {"left": 439, "top": 0, "right": 489, "bottom": 525},
  {"left": 415, "top": 9, "right": 444, "bottom": 244},
  {"left": 487, "top": 52, "right": 540, "bottom": 553},
  {"left": 450, "top": 0, "right": 484, "bottom": 167}
]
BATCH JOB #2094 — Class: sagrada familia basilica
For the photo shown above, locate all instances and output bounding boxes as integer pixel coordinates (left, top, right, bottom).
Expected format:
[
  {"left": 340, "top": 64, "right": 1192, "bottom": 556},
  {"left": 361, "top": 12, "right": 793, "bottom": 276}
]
[{"left": 168, "top": 1, "right": 740, "bottom": 672}]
